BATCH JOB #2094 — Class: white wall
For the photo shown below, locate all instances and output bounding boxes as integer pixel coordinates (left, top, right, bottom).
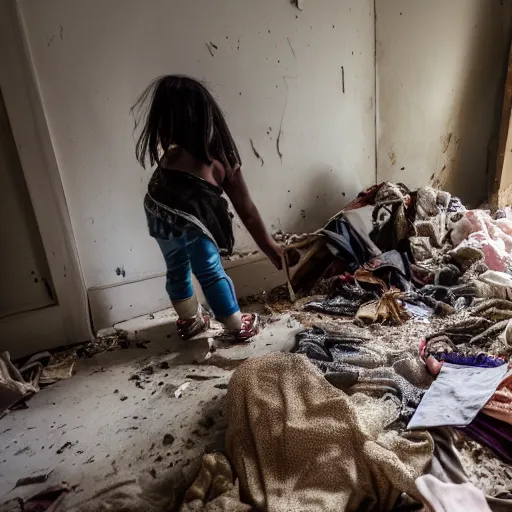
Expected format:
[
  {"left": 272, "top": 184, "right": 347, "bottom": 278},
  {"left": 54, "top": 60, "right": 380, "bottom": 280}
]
[
  {"left": 376, "top": 0, "right": 512, "bottom": 206},
  {"left": 18, "top": 0, "right": 376, "bottom": 327}
]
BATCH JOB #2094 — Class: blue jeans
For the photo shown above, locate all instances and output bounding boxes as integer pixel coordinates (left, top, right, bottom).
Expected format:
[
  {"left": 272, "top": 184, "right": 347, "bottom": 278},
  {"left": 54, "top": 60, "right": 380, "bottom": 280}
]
[{"left": 148, "top": 214, "right": 240, "bottom": 319}]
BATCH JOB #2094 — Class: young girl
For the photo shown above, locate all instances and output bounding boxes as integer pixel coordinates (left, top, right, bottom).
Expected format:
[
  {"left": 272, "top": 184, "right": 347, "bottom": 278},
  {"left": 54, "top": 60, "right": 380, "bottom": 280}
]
[{"left": 132, "top": 75, "right": 282, "bottom": 341}]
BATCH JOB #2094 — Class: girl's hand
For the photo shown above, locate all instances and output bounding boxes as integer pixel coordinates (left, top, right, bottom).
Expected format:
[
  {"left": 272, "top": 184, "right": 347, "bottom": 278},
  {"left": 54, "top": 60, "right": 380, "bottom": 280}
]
[{"left": 264, "top": 239, "right": 283, "bottom": 270}]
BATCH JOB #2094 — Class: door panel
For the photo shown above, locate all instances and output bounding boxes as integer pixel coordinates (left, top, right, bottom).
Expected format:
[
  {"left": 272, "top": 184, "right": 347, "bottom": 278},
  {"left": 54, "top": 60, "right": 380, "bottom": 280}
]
[{"left": 0, "top": 89, "right": 54, "bottom": 318}]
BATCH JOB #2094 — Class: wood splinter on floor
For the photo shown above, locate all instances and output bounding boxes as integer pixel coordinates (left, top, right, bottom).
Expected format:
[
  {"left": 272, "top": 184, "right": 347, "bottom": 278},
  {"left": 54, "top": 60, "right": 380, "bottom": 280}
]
[{"left": 14, "top": 471, "right": 53, "bottom": 488}]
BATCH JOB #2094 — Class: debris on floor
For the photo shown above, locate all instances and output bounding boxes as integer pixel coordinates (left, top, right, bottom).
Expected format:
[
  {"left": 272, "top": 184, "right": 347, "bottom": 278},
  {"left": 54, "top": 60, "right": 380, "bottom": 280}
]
[
  {"left": 0, "top": 352, "right": 39, "bottom": 417},
  {"left": 1, "top": 483, "right": 71, "bottom": 512},
  {"left": 14, "top": 472, "right": 53, "bottom": 489},
  {"left": 75, "top": 330, "right": 150, "bottom": 358},
  {"left": 0, "top": 330, "right": 150, "bottom": 417},
  {"left": 1, "top": 182, "right": 512, "bottom": 511}
]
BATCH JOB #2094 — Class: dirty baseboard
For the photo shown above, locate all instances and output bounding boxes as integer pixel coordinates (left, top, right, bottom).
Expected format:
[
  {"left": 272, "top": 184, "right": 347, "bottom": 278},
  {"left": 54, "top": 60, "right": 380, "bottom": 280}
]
[{"left": 88, "top": 254, "right": 285, "bottom": 331}]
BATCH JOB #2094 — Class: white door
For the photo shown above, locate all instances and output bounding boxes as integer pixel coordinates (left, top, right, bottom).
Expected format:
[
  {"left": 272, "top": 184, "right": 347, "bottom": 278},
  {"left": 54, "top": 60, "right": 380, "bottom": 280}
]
[
  {"left": 0, "top": 1, "right": 91, "bottom": 359},
  {"left": 0, "top": 91, "right": 55, "bottom": 318},
  {"left": 0, "top": 88, "right": 78, "bottom": 357}
]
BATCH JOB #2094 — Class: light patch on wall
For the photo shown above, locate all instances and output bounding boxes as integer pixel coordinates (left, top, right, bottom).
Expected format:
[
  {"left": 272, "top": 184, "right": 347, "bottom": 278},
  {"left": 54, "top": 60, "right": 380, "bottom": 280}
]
[
  {"left": 388, "top": 148, "right": 397, "bottom": 165},
  {"left": 376, "top": 0, "right": 512, "bottom": 205}
]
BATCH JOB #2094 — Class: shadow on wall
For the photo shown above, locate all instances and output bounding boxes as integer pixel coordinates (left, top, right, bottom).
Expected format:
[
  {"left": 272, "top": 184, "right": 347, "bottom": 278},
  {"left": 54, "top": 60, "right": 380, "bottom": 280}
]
[
  {"left": 285, "top": 167, "right": 355, "bottom": 233},
  {"left": 436, "top": 0, "right": 512, "bottom": 206}
]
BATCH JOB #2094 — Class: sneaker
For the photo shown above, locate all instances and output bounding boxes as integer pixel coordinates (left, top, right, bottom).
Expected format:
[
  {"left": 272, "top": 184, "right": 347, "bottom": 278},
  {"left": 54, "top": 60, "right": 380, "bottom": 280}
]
[
  {"left": 176, "top": 306, "right": 212, "bottom": 340},
  {"left": 233, "top": 313, "right": 260, "bottom": 342}
]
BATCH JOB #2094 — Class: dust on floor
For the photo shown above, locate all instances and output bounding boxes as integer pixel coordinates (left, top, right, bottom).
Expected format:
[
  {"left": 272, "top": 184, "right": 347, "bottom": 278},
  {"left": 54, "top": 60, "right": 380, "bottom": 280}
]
[
  {"left": 0, "top": 308, "right": 300, "bottom": 508},
  {"left": 0, "top": 301, "right": 509, "bottom": 508}
]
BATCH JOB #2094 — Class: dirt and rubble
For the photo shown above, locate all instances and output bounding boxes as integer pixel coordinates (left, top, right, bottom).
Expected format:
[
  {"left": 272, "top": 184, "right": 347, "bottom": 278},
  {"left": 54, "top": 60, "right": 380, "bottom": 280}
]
[
  {"left": 2, "top": 183, "right": 512, "bottom": 511},
  {"left": 0, "top": 290, "right": 510, "bottom": 510},
  {"left": 0, "top": 308, "right": 301, "bottom": 510}
]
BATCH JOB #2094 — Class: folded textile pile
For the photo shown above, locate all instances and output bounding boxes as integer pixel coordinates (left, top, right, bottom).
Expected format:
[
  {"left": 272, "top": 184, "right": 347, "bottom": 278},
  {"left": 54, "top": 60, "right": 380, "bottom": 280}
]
[
  {"left": 180, "top": 453, "right": 250, "bottom": 512},
  {"left": 450, "top": 209, "right": 512, "bottom": 273},
  {"left": 226, "top": 353, "right": 433, "bottom": 512},
  {"left": 486, "top": 373, "right": 512, "bottom": 424},
  {"left": 278, "top": 183, "right": 512, "bottom": 362},
  {"left": 415, "top": 475, "right": 492, "bottom": 512},
  {"left": 293, "top": 327, "right": 433, "bottom": 422}
]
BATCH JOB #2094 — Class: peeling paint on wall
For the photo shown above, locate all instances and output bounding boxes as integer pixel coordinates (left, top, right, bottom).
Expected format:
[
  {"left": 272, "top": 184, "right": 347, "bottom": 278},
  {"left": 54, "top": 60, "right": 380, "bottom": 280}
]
[
  {"left": 46, "top": 24, "right": 63, "bottom": 47},
  {"left": 205, "top": 42, "right": 217, "bottom": 57},
  {"left": 440, "top": 132, "right": 453, "bottom": 154},
  {"left": 250, "top": 139, "right": 264, "bottom": 166},
  {"left": 291, "top": 0, "right": 305, "bottom": 11}
]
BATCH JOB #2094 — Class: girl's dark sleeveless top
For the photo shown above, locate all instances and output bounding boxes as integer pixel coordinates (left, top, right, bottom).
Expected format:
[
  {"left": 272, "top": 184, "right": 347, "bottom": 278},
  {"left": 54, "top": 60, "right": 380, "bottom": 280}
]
[{"left": 144, "top": 168, "right": 234, "bottom": 255}]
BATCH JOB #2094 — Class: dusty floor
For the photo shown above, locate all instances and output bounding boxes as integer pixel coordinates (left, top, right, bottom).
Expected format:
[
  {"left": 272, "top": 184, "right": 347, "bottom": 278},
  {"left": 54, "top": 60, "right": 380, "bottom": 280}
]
[
  {"left": 0, "top": 300, "right": 510, "bottom": 508},
  {"left": 0, "top": 307, "right": 300, "bottom": 508}
]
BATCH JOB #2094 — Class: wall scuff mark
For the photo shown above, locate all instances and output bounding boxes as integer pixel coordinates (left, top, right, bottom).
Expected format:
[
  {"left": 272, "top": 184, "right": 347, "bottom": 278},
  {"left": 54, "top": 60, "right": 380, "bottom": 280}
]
[
  {"left": 287, "top": 37, "right": 296, "bottom": 58},
  {"left": 250, "top": 139, "right": 264, "bottom": 166},
  {"left": 341, "top": 66, "right": 345, "bottom": 93},
  {"left": 115, "top": 267, "right": 126, "bottom": 278},
  {"left": 276, "top": 76, "right": 297, "bottom": 162},
  {"left": 441, "top": 132, "right": 453, "bottom": 154},
  {"left": 276, "top": 82, "right": 286, "bottom": 162},
  {"left": 205, "top": 42, "right": 217, "bottom": 57}
]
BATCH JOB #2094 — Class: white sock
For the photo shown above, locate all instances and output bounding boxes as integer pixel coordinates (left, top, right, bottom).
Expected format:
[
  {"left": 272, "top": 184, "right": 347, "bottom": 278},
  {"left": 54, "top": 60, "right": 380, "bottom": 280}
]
[
  {"left": 172, "top": 296, "right": 199, "bottom": 320},
  {"left": 221, "top": 311, "right": 242, "bottom": 331}
]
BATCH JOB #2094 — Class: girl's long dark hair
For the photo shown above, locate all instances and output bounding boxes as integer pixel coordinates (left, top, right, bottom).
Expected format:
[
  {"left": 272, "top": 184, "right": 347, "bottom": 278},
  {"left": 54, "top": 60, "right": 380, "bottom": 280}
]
[{"left": 130, "top": 75, "right": 242, "bottom": 171}]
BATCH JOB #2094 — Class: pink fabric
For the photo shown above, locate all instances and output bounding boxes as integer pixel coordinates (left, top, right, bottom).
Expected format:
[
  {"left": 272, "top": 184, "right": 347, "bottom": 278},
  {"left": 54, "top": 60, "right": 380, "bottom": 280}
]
[
  {"left": 483, "top": 373, "right": 512, "bottom": 425},
  {"left": 451, "top": 210, "right": 512, "bottom": 271}
]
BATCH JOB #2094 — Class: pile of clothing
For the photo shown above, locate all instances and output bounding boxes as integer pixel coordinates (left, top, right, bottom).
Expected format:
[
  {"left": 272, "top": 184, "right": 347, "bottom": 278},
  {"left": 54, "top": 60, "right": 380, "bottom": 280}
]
[
  {"left": 282, "top": 182, "right": 512, "bottom": 338},
  {"left": 52, "top": 347, "right": 511, "bottom": 512},
  {"left": 223, "top": 350, "right": 512, "bottom": 512},
  {"left": 38, "top": 327, "right": 511, "bottom": 512},
  {"left": 11, "top": 183, "right": 511, "bottom": 512}
]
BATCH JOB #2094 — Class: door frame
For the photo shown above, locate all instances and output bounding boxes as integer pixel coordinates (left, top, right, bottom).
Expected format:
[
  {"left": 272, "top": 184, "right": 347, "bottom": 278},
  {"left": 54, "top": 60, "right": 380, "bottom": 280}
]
[{"left": 0, "top": 0, "right": 91, "bottom": 355}]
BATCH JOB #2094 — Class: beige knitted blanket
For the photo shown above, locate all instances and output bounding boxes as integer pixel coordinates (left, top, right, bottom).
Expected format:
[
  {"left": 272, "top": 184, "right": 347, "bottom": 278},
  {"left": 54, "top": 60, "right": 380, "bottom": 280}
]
[{"left": 226, "top": 353, "right": 433, "bottom": 512}]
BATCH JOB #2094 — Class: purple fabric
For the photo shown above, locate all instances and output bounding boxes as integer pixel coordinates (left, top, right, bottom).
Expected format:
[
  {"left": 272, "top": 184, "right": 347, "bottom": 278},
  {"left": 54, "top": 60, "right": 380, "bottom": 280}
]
[
  {"left": 458, "top": 413, "right": 512, "bottom": 464},
  {"left": 434, "top": 352, "right": 506, "bottom": 368}
]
